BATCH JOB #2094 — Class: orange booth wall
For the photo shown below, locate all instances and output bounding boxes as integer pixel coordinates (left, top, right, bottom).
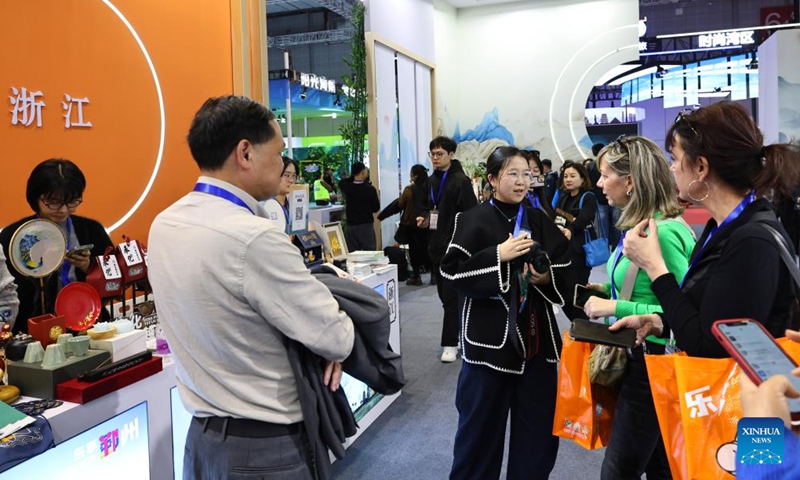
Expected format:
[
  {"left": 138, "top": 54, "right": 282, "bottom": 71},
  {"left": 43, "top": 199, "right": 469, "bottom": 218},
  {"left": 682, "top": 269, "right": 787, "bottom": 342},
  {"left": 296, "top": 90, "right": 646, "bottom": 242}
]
[{"left": 0, "top": 0, "right": 266, "bottom": 243}]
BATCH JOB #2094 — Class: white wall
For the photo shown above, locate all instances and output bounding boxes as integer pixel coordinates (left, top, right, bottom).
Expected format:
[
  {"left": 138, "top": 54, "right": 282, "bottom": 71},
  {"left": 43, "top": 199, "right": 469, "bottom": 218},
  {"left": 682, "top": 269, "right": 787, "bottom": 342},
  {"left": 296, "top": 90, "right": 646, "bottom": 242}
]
[
  {"left": 758, "top": 29, "right": 800, "bottom": 145},
  {"left": 433, "top": 0, "right": 639, "bottom": 171},
  {"left": 365, "top": 0, "right": 435, "bottom": 63}
]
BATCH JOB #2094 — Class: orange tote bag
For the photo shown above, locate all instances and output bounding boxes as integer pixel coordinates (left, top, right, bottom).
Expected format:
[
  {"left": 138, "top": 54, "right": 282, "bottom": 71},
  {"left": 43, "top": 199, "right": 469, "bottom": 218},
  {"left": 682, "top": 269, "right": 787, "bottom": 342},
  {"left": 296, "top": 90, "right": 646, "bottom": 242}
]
[
  {"left": 552, "top": 332, "right": 616, "bottom": 450},
  {"left": 646, "top": 339, "right": 800, "bottom": 479}
]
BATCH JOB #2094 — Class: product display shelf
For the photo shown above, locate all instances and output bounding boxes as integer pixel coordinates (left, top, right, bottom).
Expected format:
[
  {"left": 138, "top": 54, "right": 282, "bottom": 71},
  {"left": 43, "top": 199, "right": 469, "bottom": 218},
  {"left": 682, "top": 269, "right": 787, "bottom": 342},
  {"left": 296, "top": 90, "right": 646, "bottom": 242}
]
[{"left": 8, "top": 265, "right": 401, "bottom": 478}]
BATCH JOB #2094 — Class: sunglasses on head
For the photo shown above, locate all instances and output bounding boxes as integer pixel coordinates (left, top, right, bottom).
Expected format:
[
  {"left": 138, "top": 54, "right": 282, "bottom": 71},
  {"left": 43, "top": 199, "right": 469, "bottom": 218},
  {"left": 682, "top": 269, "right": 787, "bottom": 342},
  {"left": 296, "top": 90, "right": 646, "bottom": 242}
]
[
  {"left": 674, "top": 110, "right": 699, "bottom": 137},
  {"left": 613, "top": 134, "right": 629, "bottom": 156}
]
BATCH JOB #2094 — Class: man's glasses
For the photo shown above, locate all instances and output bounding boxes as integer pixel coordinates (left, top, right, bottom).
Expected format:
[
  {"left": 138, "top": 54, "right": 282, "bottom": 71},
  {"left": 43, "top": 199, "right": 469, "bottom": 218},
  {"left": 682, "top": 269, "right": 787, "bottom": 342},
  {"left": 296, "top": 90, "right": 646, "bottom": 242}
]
[
  {"left": 42, "top": 198, "right": 82, "bottom": 210},
  {"left": 428, "top": 151, "right": 447, "bottom": 159},
  {"left": 674, "top": 110, "right": 699, "bottom": 137},
  {"left": 613, "top": 134, "right": 629, "bottom": 156}
]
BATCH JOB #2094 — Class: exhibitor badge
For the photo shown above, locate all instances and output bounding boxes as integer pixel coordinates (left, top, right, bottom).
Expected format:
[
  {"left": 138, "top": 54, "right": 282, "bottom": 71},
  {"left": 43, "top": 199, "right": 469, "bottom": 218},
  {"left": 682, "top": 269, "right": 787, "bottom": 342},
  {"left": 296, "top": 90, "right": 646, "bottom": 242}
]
[{"left": 737, "top": 417, "right": 784, "bottom": 465}]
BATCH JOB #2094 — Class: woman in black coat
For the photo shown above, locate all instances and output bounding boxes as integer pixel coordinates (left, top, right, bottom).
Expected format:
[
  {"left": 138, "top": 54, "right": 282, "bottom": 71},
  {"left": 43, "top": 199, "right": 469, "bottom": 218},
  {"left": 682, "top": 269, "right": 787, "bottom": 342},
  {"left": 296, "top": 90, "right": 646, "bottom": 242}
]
[
  {"left": 617, "top": 101, "right": 800, "bottom": 358},
  {"left": 0, "top": 159, "right": 113, "bottom": 333},
  {"left": 441, "top": 146, "right": 571, "bottom": 480}
]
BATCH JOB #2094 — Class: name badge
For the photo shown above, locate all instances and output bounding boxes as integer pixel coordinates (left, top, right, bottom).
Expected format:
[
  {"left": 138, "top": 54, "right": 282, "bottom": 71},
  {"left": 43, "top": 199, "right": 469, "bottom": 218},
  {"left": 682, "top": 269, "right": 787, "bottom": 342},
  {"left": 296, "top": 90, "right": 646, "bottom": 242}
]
[{"left": 429, "top": 210, "right": 439, "bottom": 231}]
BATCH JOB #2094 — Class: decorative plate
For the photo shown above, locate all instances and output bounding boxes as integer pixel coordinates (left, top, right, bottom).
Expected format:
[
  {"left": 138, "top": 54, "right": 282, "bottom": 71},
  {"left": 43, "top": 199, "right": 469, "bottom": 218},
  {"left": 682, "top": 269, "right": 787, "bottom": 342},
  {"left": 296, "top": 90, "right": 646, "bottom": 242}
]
[
  {"left": 8, "top": 219, "right": 66, "bottom": 278},
  {"left": 55, "top": 282, "right": 102, "bottom": 331}
]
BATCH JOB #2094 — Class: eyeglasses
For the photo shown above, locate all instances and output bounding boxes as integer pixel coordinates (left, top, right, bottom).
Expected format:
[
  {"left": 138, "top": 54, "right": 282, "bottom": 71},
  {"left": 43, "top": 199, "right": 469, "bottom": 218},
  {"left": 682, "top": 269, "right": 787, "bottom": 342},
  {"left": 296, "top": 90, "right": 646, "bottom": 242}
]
[
  {"left": 613, "top": 134, "right": 629, "bottom": 156},
  {"left": 42, "top": 197, "right": 82, "bottom": 210},
  {"left": 428, "top": 151, "right": 447, "bottom": 159},
  {"left": 501, "top": 170, "right": 533, "bottom": 182},
  {"left": 674, "top": 110, "right": 699, "bottom": 137},
  {"left": 281, "top": 172, "right": 297, "bottom": 180}
]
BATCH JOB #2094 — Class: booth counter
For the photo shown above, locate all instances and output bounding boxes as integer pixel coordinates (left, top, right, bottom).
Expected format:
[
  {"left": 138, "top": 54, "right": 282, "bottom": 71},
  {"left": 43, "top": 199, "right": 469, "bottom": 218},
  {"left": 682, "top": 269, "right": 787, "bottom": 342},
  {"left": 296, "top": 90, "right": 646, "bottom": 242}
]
[
  {"left": 2, "top": 265, "right": 401, "bottom": 479},
  {"left": 309, "top": 204, "right": 345, "bottom": 225}
]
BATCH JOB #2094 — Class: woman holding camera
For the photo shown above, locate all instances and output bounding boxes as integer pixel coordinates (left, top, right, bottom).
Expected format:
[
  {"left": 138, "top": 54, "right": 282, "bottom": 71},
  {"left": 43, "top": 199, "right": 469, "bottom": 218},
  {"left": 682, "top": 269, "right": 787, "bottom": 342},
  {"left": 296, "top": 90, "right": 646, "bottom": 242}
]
[
  {"left": 615, "top": 102, "right": 800, "bottom": 359},
  {"left": 440, "top": 146, "right": 571, "bottom": 480},
  {"left": 581, "top": 136, "right": 695, "bottom": 479}
]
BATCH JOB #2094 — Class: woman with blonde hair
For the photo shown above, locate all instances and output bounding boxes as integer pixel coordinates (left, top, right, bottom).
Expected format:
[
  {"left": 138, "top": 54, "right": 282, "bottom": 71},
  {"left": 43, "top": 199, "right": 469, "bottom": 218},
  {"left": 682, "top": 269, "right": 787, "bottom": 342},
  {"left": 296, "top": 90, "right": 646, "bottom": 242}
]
[{"left": 582, "top": 135, "right": 696, "bottom": 479}]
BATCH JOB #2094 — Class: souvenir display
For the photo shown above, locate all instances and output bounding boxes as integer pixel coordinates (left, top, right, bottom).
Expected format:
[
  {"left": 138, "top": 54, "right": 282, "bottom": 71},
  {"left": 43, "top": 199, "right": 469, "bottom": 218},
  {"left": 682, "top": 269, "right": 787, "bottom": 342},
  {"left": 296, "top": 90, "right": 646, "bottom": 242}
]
[
  {"left": 41, "top": 344, "right": 67, "bottom": 367},
  {"left": 55, "top": 281, "right": 101, "bottom": 331},
  {"left": 85, "top": 246, "right": 124, "bottom": 299},
  {"left": 27, "top": 313, "right": 66, "bottom": 347},
  {"left": 5, "top": 333, "right": 36, "bottom": 361},
  {"left": 293, "top": 230, "right": 324, "bottom": 268},
  {"left": 87, "top": 324, "right": 116, "bottom": 340},
  {"left": 8, "top": 219, "right": 66, "bottom": 279},
  {"left": 8, "top": 219, "right": 68, "bottom": 316},
  {"left": 115, "top": 236, "right": 147, "bottom": 284},
  {"left": 67, "top": 336, "right": 90, "bottom": 357},
  {"left": 22, "top": 342, "right": 45, "bottom": 363}
]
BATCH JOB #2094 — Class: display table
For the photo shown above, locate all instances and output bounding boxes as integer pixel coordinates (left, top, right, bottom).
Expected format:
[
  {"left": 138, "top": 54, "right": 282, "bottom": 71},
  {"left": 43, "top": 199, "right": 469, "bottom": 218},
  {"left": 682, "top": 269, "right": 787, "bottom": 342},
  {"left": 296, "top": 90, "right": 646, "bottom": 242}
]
[
  {"left": 3, "top": 265, "right": 401, "bottom": 479},
  {"left": 309, "top": 204, "right": 345, "bottom": 225}
]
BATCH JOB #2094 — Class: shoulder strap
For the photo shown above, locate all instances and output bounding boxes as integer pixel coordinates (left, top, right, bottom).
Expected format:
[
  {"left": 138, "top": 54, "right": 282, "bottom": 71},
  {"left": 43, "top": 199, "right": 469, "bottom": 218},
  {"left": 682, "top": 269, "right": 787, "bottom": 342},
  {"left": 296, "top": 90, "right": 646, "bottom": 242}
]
[
  {"left": 578, "top": 191, "right": 593, "bottom": 209},
  {"left": 759, "top": 222, "right": 800, "bottom": 290},
  {"left": 619, "top": 262, "right": 639, "bottom": 301},
  {"left": 658, "top": 215, "right": 697, "bottom": 241}
]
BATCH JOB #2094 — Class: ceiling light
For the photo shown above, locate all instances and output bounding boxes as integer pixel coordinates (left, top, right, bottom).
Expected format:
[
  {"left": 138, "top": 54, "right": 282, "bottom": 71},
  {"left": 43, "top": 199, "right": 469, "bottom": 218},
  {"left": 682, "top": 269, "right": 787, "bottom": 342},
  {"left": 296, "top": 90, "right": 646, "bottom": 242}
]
[
  {"left": 747, "top": 58, "right": 758, "bottom": 70},
  {"left": 656, "top": 66, "right": 668, "bottom": 78},
  {"left": 333, "top": 94, "right": 342, "bottom": 107},
  {"left": 300, "top": 87, "right": 307, "bottom": 100}
]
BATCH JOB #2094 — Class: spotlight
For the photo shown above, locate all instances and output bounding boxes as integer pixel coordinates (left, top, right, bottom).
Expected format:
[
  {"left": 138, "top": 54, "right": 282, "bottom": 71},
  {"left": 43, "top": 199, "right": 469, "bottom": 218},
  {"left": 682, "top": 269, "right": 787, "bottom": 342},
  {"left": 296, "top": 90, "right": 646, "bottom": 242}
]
[
  {"left": 747, "top": 58, "right": 758, "bottom": 70},
  {"left": 333, "top": 94, "right": 342, "bottom": 107},
  {"left": 655, "top": 66, "right": 667, "bottom": 78},
  {"left": 300, "top": 87, "right": 307, "bottom": 100},
  {"left": 713, "top": 87, "right": 722, "bottom": 93}
]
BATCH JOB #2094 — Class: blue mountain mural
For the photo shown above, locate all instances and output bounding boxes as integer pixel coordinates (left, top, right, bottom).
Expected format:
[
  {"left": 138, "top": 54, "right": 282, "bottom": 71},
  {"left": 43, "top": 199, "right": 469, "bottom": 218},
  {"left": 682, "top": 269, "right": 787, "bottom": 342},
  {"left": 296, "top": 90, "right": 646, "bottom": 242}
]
[{"left": 453, "top": 108, "right": 515, "bottom": 146}]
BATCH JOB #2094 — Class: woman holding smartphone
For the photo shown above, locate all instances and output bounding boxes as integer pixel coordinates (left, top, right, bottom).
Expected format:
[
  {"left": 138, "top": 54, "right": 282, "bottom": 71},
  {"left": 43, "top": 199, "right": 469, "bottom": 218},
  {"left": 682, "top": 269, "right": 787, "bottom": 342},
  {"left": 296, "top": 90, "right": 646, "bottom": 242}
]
[
  {"left": 0, "top": 159, "right": 113, "bottom": 334},
  {"left": 615, "top": 101, "right": 800, "bottom": 357},
  {"left": 441, "top": 146, "right": 571, "bottom": 480},
  {"left": 581, "top": 136, "right": 695, "bottom": 479}
]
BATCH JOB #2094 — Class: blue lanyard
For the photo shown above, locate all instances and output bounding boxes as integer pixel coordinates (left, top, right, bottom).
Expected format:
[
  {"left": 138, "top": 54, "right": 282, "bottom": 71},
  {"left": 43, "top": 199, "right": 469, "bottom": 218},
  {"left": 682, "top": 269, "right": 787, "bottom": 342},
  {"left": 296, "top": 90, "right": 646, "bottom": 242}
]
[
  {"left": 681, "top": 192, "right": 755, "bottom": 288},
  {"left": 430, "top": 170, "right": 449, "bottom": 207},
  {"left": 193, "top": 183, "right": 255, "bottom": 215},
  {"left": 610, "top": 232, "right": 627, "bottom": 300},
  {"left": 489, "top": 199, "right": 524, "bottom": 237},
  {"left": 527, "top": 192, "right": 541, "bottom": 210},
  {"left": 60, "top": 217, "right": 73, "bottom": 287}
]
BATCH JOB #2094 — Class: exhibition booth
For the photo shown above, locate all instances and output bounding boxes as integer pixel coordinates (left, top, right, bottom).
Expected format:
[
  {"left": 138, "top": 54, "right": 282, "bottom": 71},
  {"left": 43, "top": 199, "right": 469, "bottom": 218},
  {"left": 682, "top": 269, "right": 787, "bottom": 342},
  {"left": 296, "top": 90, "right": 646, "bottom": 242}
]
[{"left": 0, "top": 1, "right": 405, "bottom": 477}]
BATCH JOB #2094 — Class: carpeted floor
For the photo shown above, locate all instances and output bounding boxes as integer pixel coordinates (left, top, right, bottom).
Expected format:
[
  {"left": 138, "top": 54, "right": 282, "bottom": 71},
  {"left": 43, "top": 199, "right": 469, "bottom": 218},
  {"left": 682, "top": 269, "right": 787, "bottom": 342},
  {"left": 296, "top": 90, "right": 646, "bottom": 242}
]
[{"left": 331, "top": 268, "right": 610, "bottom": 479}]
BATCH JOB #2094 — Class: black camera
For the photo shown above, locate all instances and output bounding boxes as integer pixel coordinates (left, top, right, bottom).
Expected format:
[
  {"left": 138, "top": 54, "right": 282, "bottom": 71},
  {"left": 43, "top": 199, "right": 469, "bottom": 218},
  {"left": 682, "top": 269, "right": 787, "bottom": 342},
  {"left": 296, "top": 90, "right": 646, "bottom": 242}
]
[{"left": 524, "top": 241, "right": 550, "bottom": 274}]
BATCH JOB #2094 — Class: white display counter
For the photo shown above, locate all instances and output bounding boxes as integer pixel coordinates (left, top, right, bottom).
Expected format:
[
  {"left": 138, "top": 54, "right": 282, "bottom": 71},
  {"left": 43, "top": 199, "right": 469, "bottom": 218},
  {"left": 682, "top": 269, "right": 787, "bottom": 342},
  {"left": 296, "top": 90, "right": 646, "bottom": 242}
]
[
  {"left": 308, "top": 204, "right": 345, "bottom": 225},
  {"left": 2, "top": 265, "right": 401, "bottom": 479}
]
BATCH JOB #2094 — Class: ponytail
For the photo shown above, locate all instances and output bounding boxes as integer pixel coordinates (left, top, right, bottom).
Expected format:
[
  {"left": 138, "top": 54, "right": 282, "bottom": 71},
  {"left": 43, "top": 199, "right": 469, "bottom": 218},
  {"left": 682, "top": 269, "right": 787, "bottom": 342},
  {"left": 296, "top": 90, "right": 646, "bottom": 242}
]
[{"left": 755, "top": 143, "right": 800, "bottom": 201}]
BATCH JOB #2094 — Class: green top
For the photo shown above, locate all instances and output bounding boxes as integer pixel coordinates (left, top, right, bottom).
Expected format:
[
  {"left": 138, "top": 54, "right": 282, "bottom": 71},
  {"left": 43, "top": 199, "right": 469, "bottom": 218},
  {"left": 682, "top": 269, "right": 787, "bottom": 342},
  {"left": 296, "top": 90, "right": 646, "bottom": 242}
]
[{"left": 602, "top": 215, "right": 696, "bottom": 321}]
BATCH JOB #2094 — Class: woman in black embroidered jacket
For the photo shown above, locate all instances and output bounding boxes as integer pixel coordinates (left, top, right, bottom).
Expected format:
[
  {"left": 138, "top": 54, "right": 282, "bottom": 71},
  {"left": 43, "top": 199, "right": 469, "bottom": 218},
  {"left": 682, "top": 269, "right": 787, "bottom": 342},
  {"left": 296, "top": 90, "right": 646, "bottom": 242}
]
[{"left": 441, "top": 146, "right": 571, "bottom": 480}]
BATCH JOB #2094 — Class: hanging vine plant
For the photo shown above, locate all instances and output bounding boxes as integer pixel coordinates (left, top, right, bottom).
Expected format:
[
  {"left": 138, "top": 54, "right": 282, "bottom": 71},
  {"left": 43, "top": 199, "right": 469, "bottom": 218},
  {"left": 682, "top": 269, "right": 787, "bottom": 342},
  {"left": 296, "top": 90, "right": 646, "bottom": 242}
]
[{"left": 340, "top": 2, "right": 367, "bottom": 171}]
